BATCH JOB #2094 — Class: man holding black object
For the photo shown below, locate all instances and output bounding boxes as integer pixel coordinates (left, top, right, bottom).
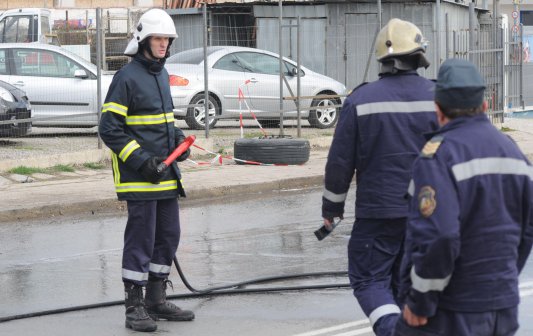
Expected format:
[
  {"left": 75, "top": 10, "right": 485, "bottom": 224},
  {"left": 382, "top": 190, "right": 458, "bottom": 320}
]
[{"left": 321, "top": 18, "right": 438, "bottom": 335}]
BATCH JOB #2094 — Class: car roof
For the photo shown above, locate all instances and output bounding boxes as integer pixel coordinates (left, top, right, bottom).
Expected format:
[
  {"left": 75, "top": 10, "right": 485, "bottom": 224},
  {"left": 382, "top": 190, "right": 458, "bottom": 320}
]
[
  {"left": 0, "top": 8, "right": 51, "bottom": 16},
  {"left": 0, "top": 42, "right": 65, "bottom": 51},
  {"left": 169, "top": 46, "right": 302, "bottom": 68}
]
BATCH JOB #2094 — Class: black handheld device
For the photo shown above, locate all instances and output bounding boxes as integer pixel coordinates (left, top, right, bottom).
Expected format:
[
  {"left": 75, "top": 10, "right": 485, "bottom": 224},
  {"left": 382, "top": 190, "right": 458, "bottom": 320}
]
[{"left": 314, "top": 219, "right": 342, "bottom": 241}]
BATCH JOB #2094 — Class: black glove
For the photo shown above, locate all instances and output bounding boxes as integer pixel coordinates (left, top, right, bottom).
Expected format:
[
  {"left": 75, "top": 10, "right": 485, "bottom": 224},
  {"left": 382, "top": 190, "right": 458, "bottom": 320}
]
[
  {"left": 175, "top": 136, "right": 191, "bottom": 162},
  {"left": 139, "top": 157, "right": 165, "bottom": 184}
]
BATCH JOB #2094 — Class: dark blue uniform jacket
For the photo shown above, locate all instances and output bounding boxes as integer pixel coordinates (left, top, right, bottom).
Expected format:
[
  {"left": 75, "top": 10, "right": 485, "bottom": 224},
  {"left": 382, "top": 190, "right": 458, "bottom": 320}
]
[
  {"left": 401, "top": 114, "right": 533, "bottom": 317},
  {"left": 322, "top": 71, "right": 438, "bottom": 219},
  {"left": 98, "top": 54, "right": 185, "bottom": 201}
]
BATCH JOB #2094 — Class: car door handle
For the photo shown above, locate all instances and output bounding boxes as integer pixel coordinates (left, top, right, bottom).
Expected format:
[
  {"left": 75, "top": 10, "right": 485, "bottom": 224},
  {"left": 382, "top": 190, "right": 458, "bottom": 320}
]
[
  {"left": 13, "top": 81, "right": 25, "bottom": 87},
  {"left": 248, "top": 78, "right": 258, "bottom": 83}
]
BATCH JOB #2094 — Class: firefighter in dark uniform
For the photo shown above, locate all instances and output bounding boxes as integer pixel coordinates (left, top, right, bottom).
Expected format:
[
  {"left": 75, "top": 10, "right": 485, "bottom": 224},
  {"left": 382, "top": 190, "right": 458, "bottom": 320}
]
[
  {"left": 321, "top": 19, "right": 439, "bottom": 336},
  {"left": 394, "top": 58, "right": 533, "bottom": 335},
  {"left": 98, "top": 9, "right": 194, "bottom": 332}
]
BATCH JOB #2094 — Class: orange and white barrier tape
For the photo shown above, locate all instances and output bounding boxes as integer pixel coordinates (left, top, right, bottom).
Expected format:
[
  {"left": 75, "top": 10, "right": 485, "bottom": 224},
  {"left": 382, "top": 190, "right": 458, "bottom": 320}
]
[
  {"left": 238, "top": 80, "right": 268, "bottom": 138},
  {"left": 187, "top": 143, "right": 289, "bottom": 166}
]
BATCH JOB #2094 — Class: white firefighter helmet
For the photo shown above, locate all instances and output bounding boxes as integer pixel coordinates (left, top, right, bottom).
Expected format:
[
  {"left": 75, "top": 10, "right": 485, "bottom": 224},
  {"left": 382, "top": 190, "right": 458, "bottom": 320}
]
[
  {"left": 375, "top": 18, "right": 427, "bottom": 62},
  {"left": 124, "top": 9, "right": 178, "bottom": 56}
]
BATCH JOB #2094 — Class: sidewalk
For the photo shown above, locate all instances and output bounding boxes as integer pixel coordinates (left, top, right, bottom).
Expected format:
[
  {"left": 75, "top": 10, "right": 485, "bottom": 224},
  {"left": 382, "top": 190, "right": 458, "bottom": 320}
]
[
  {"left": 2, "top": 121, "right": 533, "bottom": 223},
  {"left": 0, "top": 149, "right": 329, "bottom": 223}
]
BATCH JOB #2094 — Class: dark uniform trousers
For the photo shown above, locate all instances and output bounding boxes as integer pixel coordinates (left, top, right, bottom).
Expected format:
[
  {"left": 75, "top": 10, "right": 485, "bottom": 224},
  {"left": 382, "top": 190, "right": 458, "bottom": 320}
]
[
  {"left": 348, "top": 218, "right": 406, "bottom": 334},
  {"left": 123, "top": 198, "right": 180, "bottom": 284},
  {"left": 394, "top": 307, "right": 519, "bottom": 336}
]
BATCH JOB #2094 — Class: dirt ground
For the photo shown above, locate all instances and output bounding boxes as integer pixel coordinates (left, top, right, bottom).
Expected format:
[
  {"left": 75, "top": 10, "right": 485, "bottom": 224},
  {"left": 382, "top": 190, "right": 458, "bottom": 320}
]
[{"left": 0, "top": 120, "right": 334, "bottom": 166}]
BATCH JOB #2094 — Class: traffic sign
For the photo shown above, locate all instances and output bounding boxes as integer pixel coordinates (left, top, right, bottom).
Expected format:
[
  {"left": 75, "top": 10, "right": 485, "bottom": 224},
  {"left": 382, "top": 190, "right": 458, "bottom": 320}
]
[
  {"left": 512, "top": 11, "right": 519, "bottom": 19},
  {"left": 513, "top": 25, "right": 519, "bottom": 33}
]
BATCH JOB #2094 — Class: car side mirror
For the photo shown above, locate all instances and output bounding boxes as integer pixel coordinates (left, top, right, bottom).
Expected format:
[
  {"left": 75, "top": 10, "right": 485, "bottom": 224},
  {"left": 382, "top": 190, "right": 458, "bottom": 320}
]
[
  {"left": 289, "top": 68, "right": 299, "bottom": 76},
  {"left": 74, "top": 69, "right": 88, "bottom": 79}
]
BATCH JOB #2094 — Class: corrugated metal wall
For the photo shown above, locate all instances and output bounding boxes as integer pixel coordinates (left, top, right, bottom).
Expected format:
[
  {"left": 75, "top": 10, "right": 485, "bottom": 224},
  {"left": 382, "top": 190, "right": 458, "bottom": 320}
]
[
  {"left": 326, "top": 1, "right": 473, "bottom": 89},
  {"left": 252, "top": 2, "right": 476, "bottom": 89},
  {"left": 168, "top": 2, "right": 480, "bottom": 89},
  {"left": 255, "top": 17, "right": 326, "bottom": 75},
  {"left": 168, "top": 10, "right": 204, "bottom": 55}
]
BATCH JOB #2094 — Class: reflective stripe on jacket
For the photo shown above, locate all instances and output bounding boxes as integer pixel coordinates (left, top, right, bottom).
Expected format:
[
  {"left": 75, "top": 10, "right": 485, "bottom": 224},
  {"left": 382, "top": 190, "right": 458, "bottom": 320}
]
[
  {"left": 98, "top": 54, "right": 185, "bottom": 201},
  {"left": 322, "top": 71, "right": 438, "bottom": 219}
]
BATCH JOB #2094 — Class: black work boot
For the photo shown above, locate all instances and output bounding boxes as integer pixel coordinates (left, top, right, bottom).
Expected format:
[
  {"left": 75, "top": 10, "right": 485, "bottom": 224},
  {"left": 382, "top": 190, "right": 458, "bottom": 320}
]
[
  {"left": 124, "top": 282, "right": 157, "bottom": 332},
  {"left": 145, "top": 277, "right": 195, "bottom": 321}
]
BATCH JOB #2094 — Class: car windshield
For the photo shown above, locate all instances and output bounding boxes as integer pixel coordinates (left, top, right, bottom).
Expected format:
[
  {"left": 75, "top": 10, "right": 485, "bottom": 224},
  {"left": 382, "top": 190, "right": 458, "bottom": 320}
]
[
  {"left": 167, "top": 47, "right": 223, "bottom": 65},
  {"left": 55, "top": 47, "right": 97, "bottom": 73}
]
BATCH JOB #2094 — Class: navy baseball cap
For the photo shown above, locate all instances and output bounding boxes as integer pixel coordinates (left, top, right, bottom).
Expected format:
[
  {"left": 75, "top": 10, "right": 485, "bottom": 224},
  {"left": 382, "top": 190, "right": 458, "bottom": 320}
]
[{"left": 435, "top": 58, "right": 486, "bottom": 109}]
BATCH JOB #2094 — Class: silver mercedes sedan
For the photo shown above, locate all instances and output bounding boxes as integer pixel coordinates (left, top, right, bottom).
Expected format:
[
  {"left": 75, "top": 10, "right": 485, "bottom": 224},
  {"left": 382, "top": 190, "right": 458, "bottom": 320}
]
[{"left": 165, "top": 46, "right": 347, "bottom": 129}]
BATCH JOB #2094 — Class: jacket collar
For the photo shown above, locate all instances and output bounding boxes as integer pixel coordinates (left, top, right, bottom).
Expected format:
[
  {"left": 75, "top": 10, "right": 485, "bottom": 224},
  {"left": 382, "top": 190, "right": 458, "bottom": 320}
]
[
  {"left": 379, "top": 70, "right": 420, "bottom": 79},
  {"left": 423, "top": 113, "right": 489, "bottom": 140},
  {"left": 134, "top": 53, "right": 166, "bottom": 75}
]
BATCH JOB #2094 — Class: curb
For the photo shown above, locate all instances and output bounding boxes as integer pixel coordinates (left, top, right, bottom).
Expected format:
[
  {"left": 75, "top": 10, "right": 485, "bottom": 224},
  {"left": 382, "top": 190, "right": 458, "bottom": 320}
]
[{"left": 0, "top": 175, "right": 324, "bottom": 223}]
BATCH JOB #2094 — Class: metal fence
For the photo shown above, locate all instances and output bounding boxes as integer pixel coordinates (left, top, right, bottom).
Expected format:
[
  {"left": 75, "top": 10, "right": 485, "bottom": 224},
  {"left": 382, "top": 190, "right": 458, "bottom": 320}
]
[{"left": 0, "top": 4, "right": 526, "bottom": 170}]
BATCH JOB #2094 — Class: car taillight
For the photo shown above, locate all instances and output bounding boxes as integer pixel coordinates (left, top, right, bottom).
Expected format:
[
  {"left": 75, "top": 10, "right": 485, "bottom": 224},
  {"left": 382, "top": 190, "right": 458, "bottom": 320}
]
[{"left": 169, "top": 75, "right": 189, "bottom": 86}]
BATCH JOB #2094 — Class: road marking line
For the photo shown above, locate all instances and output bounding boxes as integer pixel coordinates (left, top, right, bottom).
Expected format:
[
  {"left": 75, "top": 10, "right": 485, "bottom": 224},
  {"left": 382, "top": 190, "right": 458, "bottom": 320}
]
[
  {"left": 291, "top": 320, "right": 369, "bottom": 336},
  {"left": 293, "top": 279, "right": 533, "bottom": 336},
  {"left": 519, "top": 280, "right": 533, "bottom": 289},
  {"left": 520, "top": 288, "right": 533, "bottom": 298}
]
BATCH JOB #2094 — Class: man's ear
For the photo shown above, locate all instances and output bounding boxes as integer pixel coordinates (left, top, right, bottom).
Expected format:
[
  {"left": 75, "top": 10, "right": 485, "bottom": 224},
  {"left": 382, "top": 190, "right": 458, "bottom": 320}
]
[{"left": 434, "top": 103, "right": 448, "bottom": 126}]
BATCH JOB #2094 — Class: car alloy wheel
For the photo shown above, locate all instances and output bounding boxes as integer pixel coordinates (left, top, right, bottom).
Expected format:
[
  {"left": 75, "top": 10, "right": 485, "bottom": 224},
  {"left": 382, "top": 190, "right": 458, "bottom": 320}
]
[
  {"left": 185, "top": 94, "right": 219, "bottom": 130},
  {"left": 308, "top": 96, "right": 341, "bottom": 129}
]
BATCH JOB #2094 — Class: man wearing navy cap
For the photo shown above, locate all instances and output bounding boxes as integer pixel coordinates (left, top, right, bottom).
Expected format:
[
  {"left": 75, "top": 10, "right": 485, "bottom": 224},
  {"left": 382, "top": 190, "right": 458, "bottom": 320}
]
[{"left": 394, "top": 58, "right": 533, "bottom": 335}]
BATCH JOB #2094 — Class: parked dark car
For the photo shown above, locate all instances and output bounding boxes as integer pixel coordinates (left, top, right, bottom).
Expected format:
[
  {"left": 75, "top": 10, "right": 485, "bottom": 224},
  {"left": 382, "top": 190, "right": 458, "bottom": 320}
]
[{"left": 0, "top": 79, "right": 31, "bottom": 137}]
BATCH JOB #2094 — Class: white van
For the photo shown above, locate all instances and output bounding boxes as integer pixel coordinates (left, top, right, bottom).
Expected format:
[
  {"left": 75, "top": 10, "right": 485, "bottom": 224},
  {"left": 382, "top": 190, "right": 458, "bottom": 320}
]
[{"left": 0, "top": 8, "right": 55, "bottom": 44}]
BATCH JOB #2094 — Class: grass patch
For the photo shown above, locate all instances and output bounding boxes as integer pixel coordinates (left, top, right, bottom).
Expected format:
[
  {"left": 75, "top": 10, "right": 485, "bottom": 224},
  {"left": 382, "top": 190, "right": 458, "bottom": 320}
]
[
  {"left": 501, "top": 126, "right": 514, "bottom": 132},
  {"left": 52, "top": 164, "right": 75, "bottom": 173},
  {"left": 8, "top": 166, "right": 47, "bottom": 175},
  {"left": 14, "top": 146, "right": 42, "bottom": 151},
  {"left": 83, "top": 162, "right": 106, "bottom": 170},
  {"left": 7, "top": 164, "right": 75, "bottom": 175}
]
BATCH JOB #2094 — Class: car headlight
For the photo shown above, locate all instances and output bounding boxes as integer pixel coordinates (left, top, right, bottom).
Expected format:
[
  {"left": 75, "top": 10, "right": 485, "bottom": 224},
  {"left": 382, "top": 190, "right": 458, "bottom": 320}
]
[{"left": 0, "top": 87, "right": 15, "bottom": 103}]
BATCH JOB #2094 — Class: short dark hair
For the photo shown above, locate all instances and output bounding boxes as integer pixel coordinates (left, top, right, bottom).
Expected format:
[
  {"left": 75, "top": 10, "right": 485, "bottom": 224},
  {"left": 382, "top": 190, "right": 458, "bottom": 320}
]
[{"left": 436, "top": 103, "right": 484, "bottom": 119}]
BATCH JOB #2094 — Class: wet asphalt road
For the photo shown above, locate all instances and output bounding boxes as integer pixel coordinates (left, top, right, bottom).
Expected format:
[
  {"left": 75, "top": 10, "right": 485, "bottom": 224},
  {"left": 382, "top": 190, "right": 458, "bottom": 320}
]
[{"left": 1, "top": 187, "right": 533, "bottom": 335}]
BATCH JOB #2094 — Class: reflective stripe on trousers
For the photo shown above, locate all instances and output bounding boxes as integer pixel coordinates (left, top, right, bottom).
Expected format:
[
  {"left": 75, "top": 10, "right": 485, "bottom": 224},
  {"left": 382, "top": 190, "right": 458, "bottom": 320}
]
[{"left": 122, "top": 198, "right": 180, "bottom": 285}]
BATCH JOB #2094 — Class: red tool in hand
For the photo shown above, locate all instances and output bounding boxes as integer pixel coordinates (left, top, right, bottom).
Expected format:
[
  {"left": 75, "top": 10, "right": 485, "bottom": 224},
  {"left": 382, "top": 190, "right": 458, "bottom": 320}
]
[{"left": 156, "top": 135, "right": 196, "bottom": 174}]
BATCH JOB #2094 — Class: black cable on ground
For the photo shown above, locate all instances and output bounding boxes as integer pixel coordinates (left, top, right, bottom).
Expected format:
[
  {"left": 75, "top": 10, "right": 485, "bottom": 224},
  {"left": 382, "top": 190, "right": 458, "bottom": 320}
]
[
  {"left": 0, "top": 257, "right": 349, "bottom": 323},
  {"left": 172, "top": 256, "right": 348, "bottom": 294}
]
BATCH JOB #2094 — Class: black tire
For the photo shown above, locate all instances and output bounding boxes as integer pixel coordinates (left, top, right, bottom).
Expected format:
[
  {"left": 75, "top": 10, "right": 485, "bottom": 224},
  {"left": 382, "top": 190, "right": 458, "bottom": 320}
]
[
  {"left": 234, "top": 137, "right": 310, "bottom": 165},
  {"left": 0, "top": 122, "right": 31, "bottom": 137},
  {"left": 308, "top": 95, "right": 341, "bottom": 129},
  {"left": 185, "top": 94, "right": 219, "bottom": 130}
]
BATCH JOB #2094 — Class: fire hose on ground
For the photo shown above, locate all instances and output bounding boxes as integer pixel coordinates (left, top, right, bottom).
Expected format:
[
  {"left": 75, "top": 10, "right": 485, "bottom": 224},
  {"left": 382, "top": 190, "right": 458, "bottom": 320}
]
[{"left": 0, "top": 135, "right": 350, "bottom": 323}]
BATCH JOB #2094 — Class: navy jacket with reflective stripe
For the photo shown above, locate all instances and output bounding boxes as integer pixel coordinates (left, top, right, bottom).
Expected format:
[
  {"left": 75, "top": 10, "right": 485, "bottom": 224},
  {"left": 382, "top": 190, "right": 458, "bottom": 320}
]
[
  {"left": 322, "top": 71, "right": 438, "bottom": 219},
  {"left": 402, "top": 114, "right": 533, "bottom": 316},
  {"left": 98, "top": 54, "right": 185, "bottom": 201}
]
